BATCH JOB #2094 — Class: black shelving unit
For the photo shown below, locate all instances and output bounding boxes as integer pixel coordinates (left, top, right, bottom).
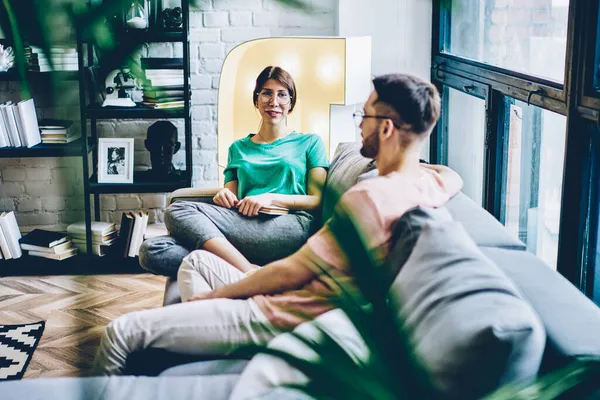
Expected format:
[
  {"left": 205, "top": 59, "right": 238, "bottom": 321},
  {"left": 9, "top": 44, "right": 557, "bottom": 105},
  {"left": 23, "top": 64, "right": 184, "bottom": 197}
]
[{"left": 77, "top": 0, "right": 192, "bottom": 255}]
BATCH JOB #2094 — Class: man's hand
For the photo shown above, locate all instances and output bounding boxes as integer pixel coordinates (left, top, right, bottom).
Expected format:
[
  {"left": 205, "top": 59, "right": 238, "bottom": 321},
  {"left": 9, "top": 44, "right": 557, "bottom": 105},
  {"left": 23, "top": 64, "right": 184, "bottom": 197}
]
[
  {"left": 213, "top": 188, "right": 239, "bottom": 209},
  {"left": 187, "top": 292, "right": 214, "bottom": 302},
  {"left": 236, "top": 194, "right": 272, "bottom": 216}
]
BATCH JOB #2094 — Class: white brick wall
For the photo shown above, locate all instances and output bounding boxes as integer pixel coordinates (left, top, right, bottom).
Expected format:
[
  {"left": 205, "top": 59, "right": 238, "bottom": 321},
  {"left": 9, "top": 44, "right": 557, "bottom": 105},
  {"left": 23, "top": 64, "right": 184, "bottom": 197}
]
[{"left": 0, "top": 0, "right": 337, "bottom": 230}]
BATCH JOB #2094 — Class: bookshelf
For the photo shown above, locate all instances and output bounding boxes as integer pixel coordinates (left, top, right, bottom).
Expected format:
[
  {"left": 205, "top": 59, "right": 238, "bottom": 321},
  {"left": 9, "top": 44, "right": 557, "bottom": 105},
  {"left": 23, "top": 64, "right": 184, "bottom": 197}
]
[
  {"left": 0, "top": 0, "right": 192, "bottom": 262},
  {"left": 77, "top": 0, "right": 193, "bottom": 256}
]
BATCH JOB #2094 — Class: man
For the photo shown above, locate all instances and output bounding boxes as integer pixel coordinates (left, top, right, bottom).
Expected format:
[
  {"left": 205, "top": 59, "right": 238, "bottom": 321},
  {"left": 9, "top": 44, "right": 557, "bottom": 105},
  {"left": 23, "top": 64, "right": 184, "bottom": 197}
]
[{"left": 93, "top": 73, "right": 462, "bottom": 375}]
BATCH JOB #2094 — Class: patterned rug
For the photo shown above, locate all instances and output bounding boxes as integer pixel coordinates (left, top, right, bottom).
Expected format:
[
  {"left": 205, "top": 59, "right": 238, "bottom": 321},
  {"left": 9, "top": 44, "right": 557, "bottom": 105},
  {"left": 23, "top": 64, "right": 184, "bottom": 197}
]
[{"left": 0, "top": 321, "right": 45, "bottom": 380}]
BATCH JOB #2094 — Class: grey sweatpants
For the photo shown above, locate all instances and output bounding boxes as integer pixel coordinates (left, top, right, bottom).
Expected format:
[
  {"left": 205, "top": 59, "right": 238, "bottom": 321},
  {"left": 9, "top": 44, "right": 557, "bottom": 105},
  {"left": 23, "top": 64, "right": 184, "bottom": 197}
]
[{"left": 139, "top": 201, "right": 315, "bottom": 277}]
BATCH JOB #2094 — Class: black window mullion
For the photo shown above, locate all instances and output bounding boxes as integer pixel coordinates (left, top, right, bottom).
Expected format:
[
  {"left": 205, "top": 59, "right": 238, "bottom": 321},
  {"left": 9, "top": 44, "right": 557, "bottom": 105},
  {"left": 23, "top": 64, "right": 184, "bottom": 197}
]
[{"left": 484, "top": 89, "right": 506, "bottom": 221}]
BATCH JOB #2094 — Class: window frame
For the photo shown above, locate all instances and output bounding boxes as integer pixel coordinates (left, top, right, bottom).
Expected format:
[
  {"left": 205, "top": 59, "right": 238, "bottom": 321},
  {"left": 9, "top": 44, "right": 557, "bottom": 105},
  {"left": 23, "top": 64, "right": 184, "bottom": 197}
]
[{"left": 432, "top": 0, "right": 600, "bottom": 302}]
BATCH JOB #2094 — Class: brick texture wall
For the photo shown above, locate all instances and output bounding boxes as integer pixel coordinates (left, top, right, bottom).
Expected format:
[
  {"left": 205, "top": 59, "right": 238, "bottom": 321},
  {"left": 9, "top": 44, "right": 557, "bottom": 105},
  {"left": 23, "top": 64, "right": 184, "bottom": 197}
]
[{"left": 0, "top": 0, "right": 337, "bottom": 232}]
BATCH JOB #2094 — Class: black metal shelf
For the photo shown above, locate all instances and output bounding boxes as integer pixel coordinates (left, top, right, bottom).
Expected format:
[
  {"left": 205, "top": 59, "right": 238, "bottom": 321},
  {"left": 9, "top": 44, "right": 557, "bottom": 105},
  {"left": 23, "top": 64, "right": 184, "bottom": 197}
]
[
  {"left": 0, "top": 70, "right": 80, "bottom": 81},
  {"left": 88, "top": 171, "right": 190, "bottom": 194},
  {"left": 86, "top": 104, "right": 187, "bottom": 119},
  {"left": 0, "top": 253, "right": 144, "bottom": 277},
  {"left": 114, "top": 29, "right": 186, "bottom": 43},
  {"left": 0, "top": 138, "right": 89, "bottom": 158}
]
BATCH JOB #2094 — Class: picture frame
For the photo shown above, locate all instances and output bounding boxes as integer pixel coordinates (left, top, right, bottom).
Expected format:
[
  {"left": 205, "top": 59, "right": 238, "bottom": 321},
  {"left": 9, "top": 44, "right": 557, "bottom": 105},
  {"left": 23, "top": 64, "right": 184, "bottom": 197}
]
[{"left": 98, "top": 138, "right": 134, "bottom": 183}]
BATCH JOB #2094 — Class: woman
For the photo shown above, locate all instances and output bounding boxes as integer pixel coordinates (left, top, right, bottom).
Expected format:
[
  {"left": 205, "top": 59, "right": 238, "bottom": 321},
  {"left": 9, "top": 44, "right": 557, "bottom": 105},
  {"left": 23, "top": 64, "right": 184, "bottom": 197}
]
[{"left": 140, "top": 66, "right": 329, "bottom": 277}]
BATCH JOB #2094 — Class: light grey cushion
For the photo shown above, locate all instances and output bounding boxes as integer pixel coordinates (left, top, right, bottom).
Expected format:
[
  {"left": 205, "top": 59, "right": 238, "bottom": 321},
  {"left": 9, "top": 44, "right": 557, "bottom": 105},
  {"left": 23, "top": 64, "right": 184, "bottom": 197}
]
[
  {"left": 160, "top": 359, "right": 249, "bottom": 377},
  {"left": 163, "top": 277, "right": 181, "bottom": 306},
  {"left": 322, "top": 142, "right": 376, "bottom": 222},
  {"left": 0, "top": 375, "right": 238, "bottom": 400},
  {"left": 482, "top": 247, "right": 600, "bottom": 373},
  {"left": 389, "top": 220, "right": 546, "bottom": 399},
  {"left": 444, "top": 192, "right": 526, "bottom": 250},
  {"left": 386, "top": 207, "right": 453, "bottom": 287}
]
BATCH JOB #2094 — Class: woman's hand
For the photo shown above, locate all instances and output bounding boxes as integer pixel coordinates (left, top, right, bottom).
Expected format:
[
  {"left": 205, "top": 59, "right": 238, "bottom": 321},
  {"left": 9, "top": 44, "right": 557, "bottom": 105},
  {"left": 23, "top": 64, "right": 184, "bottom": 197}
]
[
  {"left": 213, "top": 188, "right": 239, "bottom": 209},
  {"left": 236, "top": 194, "right": 272, "bottom": 216},
  {"left": 187, "top": 292, "right": 214, "bottom": 302}
]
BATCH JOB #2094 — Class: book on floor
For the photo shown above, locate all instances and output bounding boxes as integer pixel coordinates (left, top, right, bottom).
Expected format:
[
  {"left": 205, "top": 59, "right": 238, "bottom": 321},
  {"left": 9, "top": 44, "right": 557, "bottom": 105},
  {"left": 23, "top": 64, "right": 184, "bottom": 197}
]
[
  {"left": 19, "top": 229, "right": 68, "bottom": 248},
  {"left": 29, "top": 247, "right": 77, "bottom": 261},
  {"left": 0, "top": 211, "right": 22, "bottom": 258},
  {"left": 259, "top": 205, "right": 290, "bottom": 216}
]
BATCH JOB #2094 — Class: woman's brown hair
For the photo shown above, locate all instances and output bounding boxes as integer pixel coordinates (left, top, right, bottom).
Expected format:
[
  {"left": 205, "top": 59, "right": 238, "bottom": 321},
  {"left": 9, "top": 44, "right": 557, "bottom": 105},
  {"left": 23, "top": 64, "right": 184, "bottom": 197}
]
[{"left": 253, "top": 66, "right": 297, "bottom": 113}]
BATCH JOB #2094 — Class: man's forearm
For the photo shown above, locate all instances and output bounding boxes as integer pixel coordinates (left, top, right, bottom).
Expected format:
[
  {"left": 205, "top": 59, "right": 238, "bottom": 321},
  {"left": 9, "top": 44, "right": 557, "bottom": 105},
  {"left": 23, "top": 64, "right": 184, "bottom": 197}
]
[{"left": 209, "top": 253, "right": 317, "bottom": 300}]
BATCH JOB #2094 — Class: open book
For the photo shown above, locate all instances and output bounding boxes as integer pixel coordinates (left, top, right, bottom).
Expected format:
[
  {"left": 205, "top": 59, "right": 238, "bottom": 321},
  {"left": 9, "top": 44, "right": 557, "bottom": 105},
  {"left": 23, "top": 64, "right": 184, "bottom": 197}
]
[{"left": 259, "top": 205, "right": 289, "bottom": 216}]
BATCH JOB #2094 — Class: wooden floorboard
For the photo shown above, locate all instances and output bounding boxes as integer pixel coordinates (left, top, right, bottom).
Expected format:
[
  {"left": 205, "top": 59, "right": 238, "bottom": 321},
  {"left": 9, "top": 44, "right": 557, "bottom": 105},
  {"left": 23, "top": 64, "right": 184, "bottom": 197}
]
[{"left": 0, "top": 273, "right": 166, "bottom": 378}]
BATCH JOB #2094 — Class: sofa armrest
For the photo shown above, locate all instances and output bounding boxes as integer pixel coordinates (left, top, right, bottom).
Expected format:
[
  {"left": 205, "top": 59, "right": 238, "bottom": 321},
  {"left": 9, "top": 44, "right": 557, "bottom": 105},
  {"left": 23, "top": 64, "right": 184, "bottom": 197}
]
[{"left": 169, "top": 187, "right": 219, "bottom": 205}]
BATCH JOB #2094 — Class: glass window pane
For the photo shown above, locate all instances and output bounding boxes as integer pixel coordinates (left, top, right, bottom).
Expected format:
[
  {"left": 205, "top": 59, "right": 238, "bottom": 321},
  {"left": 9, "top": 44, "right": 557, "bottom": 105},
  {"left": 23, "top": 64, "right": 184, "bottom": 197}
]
[
  {"left": 446, "top": 87, "right": 486, "bottom": 206},
  {"left": 446, "top": 0, "right": 569, "bottom": 83},
  {"left": 504, "top": 99, "right": 566, "bottom": 269}
]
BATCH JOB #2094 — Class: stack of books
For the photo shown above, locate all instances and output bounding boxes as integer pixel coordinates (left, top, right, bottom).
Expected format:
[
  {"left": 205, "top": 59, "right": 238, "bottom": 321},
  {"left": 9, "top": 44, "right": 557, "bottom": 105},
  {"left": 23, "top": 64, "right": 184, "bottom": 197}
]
[
  {"left": 0, "top": 211, "right": 22, "bottom": 260},
  {"left": 140, "top": 58, "right": 185, "bottom": 109},
  {"left": 0, "top": 99, "right": 42, "bottom": 148},
  {"left": 20, "top": 229, "right": 77, "bottom": 261},
  {"left": 118, "top": 211, "right": 149, "bottom": 258},
  {"left": 29, "top": 46, "right": 78, "bottom": 72},
  {"left": 39, "top": 119, "right": 81, "bottom": 144},
  {"left": 67, "top": 221, "right": 118, "bottom": 257}
]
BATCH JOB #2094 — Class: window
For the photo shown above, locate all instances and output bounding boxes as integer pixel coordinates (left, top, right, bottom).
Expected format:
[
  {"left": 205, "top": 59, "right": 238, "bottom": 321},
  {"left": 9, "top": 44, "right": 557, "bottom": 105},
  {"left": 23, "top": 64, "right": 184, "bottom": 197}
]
[
  {"left": 444, "top": 0, "right": 570, "bottom": 82},
  {"left": 445, "top": 87, "right": 487, "bottom": 205},
  {"left": 503, "top": 99, "right": 566, "bottom": 269}
]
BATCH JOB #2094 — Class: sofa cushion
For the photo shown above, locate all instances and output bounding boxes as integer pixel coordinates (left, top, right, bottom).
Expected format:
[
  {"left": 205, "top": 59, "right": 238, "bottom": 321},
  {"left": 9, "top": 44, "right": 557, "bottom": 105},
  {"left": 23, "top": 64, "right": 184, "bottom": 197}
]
[
  {"left": 163, "top": 277, "right": 181, "bottom": 306},
  {"left": 160, "top": 359, "right": 249, "bottom": 377},
  {"left": 373, "top": 206, "right": 453, "bottom": 289},
  {"left": 321, "top": 142, "right": 376, "bottom": 223},
  {"left": 0, "top": 376, "right": 238, "bottom": 400},
  {"left": 444, "top": 192, "right": 526, "bottom": 250},
  {"left": 389, "top": 219, "right": 546, "bottom": 399},
  {"left": 481, "top": 247, "right": 600, "bottom": 373}
]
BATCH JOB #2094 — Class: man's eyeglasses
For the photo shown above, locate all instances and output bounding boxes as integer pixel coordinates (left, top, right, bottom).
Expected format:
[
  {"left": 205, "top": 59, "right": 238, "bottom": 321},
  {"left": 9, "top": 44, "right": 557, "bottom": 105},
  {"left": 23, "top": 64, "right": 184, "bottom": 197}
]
[
  {"left": 258, "top": 90, "right": 291, "bottom": 106},
  {"left": 352, "top": 111, "right": 399, "bottom": 128}
]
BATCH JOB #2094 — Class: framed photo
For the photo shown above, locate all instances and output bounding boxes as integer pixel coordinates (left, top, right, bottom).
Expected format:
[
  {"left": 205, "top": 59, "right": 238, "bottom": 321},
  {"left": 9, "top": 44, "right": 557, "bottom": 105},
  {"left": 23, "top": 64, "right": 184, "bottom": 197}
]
[{"left": 98, "top": 138, "right": 134, "bottom": 183}]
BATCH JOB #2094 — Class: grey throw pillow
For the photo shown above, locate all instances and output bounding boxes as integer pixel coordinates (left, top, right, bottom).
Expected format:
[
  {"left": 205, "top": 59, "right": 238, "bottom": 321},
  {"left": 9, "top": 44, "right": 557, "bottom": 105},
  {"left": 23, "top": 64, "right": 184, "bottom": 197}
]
[
  {"left": 389, "top": 220, "right": 546, "bottom": 399},
  {"left": 321, "top": 142, "right": 376, "bottom": 222}
]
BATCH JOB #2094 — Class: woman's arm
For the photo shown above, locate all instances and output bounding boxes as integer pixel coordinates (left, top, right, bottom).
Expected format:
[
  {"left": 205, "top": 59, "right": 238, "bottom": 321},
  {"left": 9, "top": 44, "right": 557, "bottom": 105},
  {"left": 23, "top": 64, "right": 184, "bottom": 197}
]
[
  {"left": 213, "top": 180, "right": 240, "bottom": 208},
  {"left": 270, "top": 167, "right": 328, "bottom": 212}
]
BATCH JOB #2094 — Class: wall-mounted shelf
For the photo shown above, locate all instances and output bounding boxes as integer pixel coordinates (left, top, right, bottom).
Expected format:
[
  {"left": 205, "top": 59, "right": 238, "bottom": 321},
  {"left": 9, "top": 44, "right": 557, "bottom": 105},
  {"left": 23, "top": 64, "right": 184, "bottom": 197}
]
[
  {"left": 0, "top": 138, "right": 92, "bottom": 158},
  {"left": 88, "top": 171, "right": 190, "bottom": 194},
  {"left": 114, "top": 29, "right": 187, "bottom": 43},
  {"left": 0, "top": 70, "right": 79, "bottom": 82},
  {"left": 86, "top": 104, "right": 187, "bottom": 119}
]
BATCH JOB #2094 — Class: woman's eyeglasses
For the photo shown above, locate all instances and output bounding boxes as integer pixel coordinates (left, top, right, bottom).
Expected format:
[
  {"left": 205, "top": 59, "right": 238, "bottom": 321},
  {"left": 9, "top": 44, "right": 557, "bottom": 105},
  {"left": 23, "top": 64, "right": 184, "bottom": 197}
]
[{"left": 258, "top": 90, "right": 291, "bottom": 106}]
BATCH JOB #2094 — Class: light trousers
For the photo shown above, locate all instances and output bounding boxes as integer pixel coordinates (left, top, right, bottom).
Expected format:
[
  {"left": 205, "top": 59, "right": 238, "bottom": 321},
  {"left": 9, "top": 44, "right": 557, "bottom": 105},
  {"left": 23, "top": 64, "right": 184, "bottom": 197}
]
[{"left": 93, "top": 250, "right": 280, "bottom": 375}]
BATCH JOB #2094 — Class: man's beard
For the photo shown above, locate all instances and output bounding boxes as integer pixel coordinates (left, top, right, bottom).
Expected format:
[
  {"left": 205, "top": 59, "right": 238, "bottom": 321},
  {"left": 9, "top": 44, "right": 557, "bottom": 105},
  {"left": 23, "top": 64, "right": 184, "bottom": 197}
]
[{"left": 360, "top": 129, "right": 379, "bottom": 159}]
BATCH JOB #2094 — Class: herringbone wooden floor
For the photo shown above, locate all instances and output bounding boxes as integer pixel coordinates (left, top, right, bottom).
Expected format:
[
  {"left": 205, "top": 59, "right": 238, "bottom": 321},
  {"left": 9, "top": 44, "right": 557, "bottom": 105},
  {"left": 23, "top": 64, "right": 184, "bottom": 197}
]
[{"left": 0, "top": 274, "right": 166, "bottom": 378}]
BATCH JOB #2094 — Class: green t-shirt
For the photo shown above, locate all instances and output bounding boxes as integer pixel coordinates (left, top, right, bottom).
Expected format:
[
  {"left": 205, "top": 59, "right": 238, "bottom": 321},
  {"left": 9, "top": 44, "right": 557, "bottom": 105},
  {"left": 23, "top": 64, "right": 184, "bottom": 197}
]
[{"left": 223, "top": 132, "right": 329, "bottom": 199}]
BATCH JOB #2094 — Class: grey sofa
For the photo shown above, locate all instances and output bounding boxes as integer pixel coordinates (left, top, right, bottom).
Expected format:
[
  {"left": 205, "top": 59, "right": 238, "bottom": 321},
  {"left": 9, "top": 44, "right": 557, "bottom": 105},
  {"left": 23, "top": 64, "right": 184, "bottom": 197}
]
[{"left": 3, "top": 143, "right": 600, "bottom": 399}]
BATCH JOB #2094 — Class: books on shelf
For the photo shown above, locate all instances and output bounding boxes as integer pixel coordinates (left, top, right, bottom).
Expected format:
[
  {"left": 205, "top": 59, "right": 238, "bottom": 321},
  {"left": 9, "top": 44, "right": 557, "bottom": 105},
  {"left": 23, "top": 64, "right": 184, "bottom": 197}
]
[
  {"left": 140, "top": 101, "right": 185, "bottom": 109},
  {"left": 117, "top": 211, "right": 149, "bottom": 258},
  {"left": 20, "top": 229, "right": 68, "bottom": 248},
  {"left": 39, "top": 120, "right": 81, "bottom": 144},
  {"left": 141, "top": 58, "right": 184, "bottom": 70},
  {"left": 67, "top": 221, "right": 118, "bottom": 257},
  {"left": 28, "top": 46, "right": 78, "bottom": 72},
  {"left": 0, "top": 211, "right": 22, "bottom": 259},
  {"left": 259, "top": 205, "right": 290, "bottom": 216},
  {"left": 19, "top": 229, "right": 76, "bottom": 260},
  {"left": 29, "top": 247, "right": 77, "bottom": 261},
  {"left": 0, "top": 99, "right": 42, "bottom": 148}
]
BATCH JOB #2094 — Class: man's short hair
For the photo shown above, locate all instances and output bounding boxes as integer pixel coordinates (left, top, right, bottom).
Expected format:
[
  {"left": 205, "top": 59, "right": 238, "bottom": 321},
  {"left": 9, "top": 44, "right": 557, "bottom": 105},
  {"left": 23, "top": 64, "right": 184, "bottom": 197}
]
[
  {"left": 372, "top": 74, "right": 441, "bottom": 135},
  {"left": 147, "top": 121, "right": 178, "bottom": 140}
]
